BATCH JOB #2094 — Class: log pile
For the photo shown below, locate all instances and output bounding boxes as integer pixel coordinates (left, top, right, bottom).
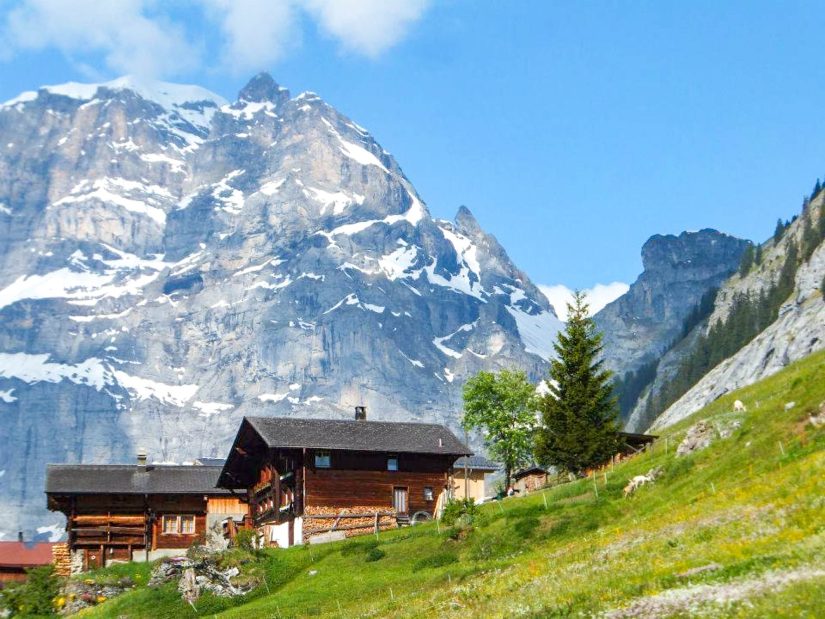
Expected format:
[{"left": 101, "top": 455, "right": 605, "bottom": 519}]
[
  {"left": 303, "top": 505, "right": 396, "bottom": 538},
  {"left": 52, "top": 542, "right": 72, "bottom": 577}
]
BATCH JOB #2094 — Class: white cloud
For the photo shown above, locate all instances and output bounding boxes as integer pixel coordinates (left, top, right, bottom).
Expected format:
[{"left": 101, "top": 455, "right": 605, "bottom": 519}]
[
  {"left": 204, "top": 0, "right": 298, "bottom": 73},
  {"left": 1, "top": 0, "right": 200, "bottom": 78},
  {"left": 1, "top": 0, "right": 431, "bottom": 78},
  {"left": 539, "top": 282, "right": 629, "bottom": 322},
  {"left": 303, "top": 0, "right": 431, "bottom": 58}
]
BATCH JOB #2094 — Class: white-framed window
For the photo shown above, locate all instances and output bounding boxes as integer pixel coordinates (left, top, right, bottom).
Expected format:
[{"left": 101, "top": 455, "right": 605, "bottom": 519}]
[
  {"left": 387, "top": 456, "right": 398, "bottom": 471},
  {"left": 162, "top": 515, "right": 179, "bottom": 534},
  {"left": 315, "top": 451, "right": 331, "bottom": 468},
  {"left": 424, "top": 486, "right": 434, "bottom": 501},
  {"left": 181, "top": 515, "right": 196, "bottom": 534},
  {"left": 162, "top": 515, "right": 197, "bottom": 535}
]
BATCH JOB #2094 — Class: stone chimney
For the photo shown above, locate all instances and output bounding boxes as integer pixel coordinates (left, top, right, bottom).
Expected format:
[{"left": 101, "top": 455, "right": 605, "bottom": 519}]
[
  {"left": 355, "top": 406, "right": 367, "bottom": 421},
  {"left": 137, "top": 448, "right": 147, "bottom": 469},
  {"left": 17, "top": 531, "right": 23, "bottom": 543}
]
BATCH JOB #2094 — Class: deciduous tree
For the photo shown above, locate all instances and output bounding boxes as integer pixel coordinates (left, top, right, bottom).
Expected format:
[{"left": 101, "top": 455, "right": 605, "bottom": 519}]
[{"left": 462, "top": 369, "right": 537, "bottom": 490}]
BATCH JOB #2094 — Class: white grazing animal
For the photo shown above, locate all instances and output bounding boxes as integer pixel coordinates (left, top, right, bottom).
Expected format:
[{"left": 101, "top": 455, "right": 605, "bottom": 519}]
[
  {"left": 623, "top": 474, "right": 651, "bottom": 498},
  {"left": 623, "top": 466, "right": 663, "bottom": 498},
  {"left": 733, "top": 400, "right": 747, "bottom": 412}
]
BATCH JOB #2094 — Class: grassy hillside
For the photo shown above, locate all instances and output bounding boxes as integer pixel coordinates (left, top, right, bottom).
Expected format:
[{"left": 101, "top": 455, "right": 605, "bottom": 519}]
[{"left": 81, "top": 350, "right": 825, "bottom": 618}]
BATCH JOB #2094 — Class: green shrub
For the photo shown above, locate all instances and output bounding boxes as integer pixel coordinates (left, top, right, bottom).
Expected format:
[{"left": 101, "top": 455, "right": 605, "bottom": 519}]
[
  {"left": 440, "top": 498, "right": 479, "bottom": 527},
  {"left": 364, "top": 547, "right": 386, "bottom": 562},
  {"left": 0, "top": 565, "right": 61, "bottom": 617},
  {"left": 216, "top": 547, "right": 257, "bottom": 570},
  {"left": 412, "top": 551, "right": 458, "bottom": 571},
  {"left": 233, "top": 528, "right": 258, "bottom": 553}
]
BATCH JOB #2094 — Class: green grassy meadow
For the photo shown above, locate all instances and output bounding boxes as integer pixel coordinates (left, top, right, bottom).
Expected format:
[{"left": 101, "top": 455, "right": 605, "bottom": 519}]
[{"left": 79, "top": 349, "right": 825, "bottom": 618}]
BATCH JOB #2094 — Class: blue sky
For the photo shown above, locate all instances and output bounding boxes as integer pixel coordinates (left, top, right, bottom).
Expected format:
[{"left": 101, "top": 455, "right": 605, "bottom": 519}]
[{"left": 1, "top": 1, "right": 824, "bottom": 304}]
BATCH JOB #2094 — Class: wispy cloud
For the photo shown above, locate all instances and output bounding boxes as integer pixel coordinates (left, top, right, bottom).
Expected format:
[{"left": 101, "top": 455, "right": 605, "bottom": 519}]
[
  {"left": 303, "top": 0, "right": 430, "bottom": 59},
  {"left": 1, "top": 0, "right": 431, "bottom": 78},
  {"left": 203, "top": 0, "right": 299, "bottom": 73},
  {"left": 1, "top": 0, "right": 200, "bottom": 78},
  {"left": 539, "top": 282, "right": 629, "bottom": 322}
]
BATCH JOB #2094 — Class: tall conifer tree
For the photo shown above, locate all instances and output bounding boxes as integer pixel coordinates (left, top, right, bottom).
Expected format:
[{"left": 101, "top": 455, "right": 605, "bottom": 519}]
[{"left": 535, "top": 291, "right": 619, "bottom": 475}]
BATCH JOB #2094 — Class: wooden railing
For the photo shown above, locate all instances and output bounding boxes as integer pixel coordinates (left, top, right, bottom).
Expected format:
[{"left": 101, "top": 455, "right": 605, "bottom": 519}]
[{"left": 70, "top": 514, "right": 147, "bottom": 547}]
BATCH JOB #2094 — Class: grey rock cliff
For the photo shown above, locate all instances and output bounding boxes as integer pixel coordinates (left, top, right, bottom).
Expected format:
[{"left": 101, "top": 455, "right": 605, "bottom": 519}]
[
  {"left": 0, "top": 75, "right": 562, "bottom": 540},
  {"left": 650, "top": 197, "right": 825, "bottom": 430},
  {"left": 595, "top": 229, "right": 750, "bottom": 378}
]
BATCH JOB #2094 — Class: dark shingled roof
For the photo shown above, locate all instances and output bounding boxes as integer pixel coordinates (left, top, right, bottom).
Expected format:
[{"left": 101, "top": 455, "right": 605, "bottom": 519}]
[
  {"left": 513, "top": 465, "right": 548, "bottom": 479},
  {"left": 452, "top": 455, "right": 499, "bottom": 471},
  {"left": 245, "top": 416, "right": 471, "bottom": 455},
  {"left": 45, "top": 464, "right": 230, "bottom": 495},
  {"left": 195, "top": 457, "right": 227, "bottom": 467}
]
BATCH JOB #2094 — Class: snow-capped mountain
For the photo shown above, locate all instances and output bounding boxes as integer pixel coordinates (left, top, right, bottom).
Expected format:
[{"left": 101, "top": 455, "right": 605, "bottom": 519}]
[{"left": 0, "top": 73, "right": 561, "bottom": 539}]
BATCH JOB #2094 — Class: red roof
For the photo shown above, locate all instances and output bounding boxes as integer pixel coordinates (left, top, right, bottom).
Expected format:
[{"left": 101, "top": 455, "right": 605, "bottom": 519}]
[{"left": 0, "top": 542, "right": 55, "bottom": 567}]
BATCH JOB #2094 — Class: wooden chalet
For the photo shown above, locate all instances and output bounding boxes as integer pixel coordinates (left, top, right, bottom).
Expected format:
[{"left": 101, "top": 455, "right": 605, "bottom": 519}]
[
  {"left": 218, "top": 411, "right": 471, "bottom": 546},
  {"left": 46, "top": 459, "right": 247, "bottom": 571}
]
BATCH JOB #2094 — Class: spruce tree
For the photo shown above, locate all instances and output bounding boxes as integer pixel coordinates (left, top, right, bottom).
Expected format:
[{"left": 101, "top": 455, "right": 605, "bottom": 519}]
[
  {"left": 739, "top": 244, "right": 755, "bottom": 277},
  {"left": 774, "top": 218, "right": 785, "bottom": 242},
  {"left": 535, "top": 291, "right": 619, "bottom": 475},
  {"left": 754, "top": 244, "right": 763, "bottom": 265},
  {"left": 802, "top": 214, "right": 818, "bottom": 261},
  {"left": 819, "top": 203, "right": 825, "bottom": 243}
]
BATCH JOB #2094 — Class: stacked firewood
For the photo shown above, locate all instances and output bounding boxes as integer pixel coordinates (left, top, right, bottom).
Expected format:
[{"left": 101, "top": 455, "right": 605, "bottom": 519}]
[
  {"left": 303, "top": 505, "right": 396, "bottom": 538},
  {"left": 52, "top": 542, "right": 72, "bottom": 577}
]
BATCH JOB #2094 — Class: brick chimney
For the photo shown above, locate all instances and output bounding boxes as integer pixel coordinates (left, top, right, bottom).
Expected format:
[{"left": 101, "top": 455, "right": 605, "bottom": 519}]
[{"left": 355, "top": 406, "right": 366, "bottom": 421}]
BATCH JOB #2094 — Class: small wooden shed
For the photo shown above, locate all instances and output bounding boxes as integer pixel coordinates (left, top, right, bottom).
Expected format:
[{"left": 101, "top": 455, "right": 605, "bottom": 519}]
[{"left": 512, "top": 466, "right": 549, "bottom": 494}]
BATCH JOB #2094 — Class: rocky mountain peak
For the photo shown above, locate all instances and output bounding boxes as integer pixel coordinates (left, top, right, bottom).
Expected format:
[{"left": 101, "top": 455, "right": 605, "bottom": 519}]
[
  {"left": 641, "top": 229, "right": 745, "bottom": 274},
  {"left": 455, "top": 205, "right": 483, "bottom": 237},
  {"left": 237, "top": 72, "right": 290, "bottom": 104},
  {"left": 595, "top": 229, "right": 750, "bottom": 377}
]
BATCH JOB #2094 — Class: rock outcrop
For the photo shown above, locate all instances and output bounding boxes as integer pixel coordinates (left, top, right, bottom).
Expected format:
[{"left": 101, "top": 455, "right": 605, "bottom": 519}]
[
  {"left": 651, "top": 196, "right": 825, "bottom": 430},
  {"left": 595, "top": 230, "right": 749, "bottom": 378}
]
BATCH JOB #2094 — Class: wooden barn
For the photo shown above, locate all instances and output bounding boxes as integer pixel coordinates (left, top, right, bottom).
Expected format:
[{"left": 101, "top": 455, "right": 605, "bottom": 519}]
[
  {"left": 0, "top": 540, "right": 55, "bottom": 586},
  {"left": 217, "top": 411, "right": 471, "bottom": 546},
  {"left": 45, "top": 459, "right": 248, "bottom": 572},
  {"left": 513, "top": 466, "right": 549, "bottom": 494}
]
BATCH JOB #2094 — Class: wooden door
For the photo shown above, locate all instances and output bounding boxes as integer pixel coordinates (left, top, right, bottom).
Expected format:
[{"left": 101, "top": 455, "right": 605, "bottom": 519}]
[
  {"left": 393, "top": 487, "right": 408, "bottom": 514},
  {"left": 84, "top": 547, "right": 104, "bottom": 570}
]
